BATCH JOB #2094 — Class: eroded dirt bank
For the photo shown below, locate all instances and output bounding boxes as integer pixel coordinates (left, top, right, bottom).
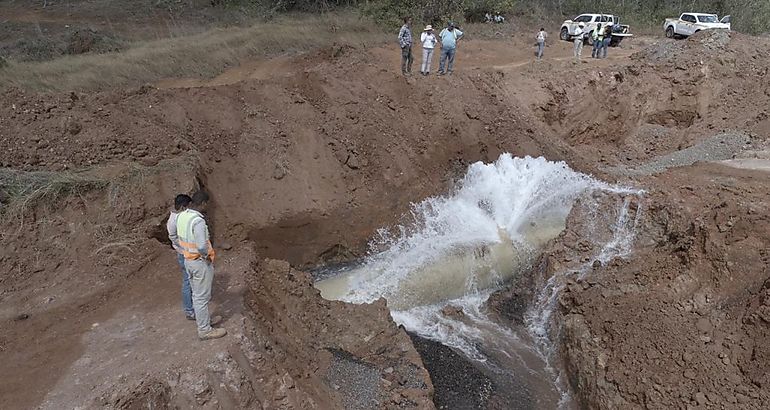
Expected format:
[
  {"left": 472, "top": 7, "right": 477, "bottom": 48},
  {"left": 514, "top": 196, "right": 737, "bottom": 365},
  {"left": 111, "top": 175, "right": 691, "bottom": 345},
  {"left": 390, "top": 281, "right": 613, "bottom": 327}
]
[
  {"left": 2, "top": 40, "right": 567, "bottom": 409},
  {"left": 556, "top": 166, "right": 770, "bottom": 409},
  {"left": 1, "top": 26, "right": 769, "bottom": 410}
]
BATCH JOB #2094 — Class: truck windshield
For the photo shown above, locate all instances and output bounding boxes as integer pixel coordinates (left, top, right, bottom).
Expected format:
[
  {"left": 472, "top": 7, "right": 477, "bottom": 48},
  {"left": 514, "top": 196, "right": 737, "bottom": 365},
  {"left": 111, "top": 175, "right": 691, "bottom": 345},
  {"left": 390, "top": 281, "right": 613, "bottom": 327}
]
[{"left": 698, "top": 15, "right": 718, "bottom": 23}]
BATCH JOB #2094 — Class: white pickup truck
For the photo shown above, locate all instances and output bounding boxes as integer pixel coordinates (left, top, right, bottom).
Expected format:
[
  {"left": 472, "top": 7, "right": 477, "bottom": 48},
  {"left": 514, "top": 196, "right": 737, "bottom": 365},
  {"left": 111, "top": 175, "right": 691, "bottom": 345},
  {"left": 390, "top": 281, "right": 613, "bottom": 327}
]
[
  {"left": 664, "top": 13, "right": 731, "bottom": 38},
  {"left": 560, "top": 14, "right": 633, "bottom": 46}
]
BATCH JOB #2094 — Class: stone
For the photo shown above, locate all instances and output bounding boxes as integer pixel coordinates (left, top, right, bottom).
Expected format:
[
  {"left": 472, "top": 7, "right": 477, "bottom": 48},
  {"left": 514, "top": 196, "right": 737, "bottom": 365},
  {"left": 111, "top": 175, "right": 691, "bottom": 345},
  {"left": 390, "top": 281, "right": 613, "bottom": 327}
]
[
  {"left": 346, "top": 153, "right": 361, "bottom": 170},
  {"left": 139, "top": 156, "right": 158, "bottom": 167},
  {"left": 440, "top": 305, "right": 465, "bottom": 320},
  {"left": 597, "top": 352, "right": 608, "bottom": 369},
  {"left": 726, "top": 373, "right": 742, "bottom": 385},
  {"left": 272, "top": 165, "right": 287, "bottom": 180},
  {"left": 65, "top": 119, "right": 82, "bottom": 135},
  {"left": 696, "top": 318, "right": 713, "bottom": 333},
  {"left": 695, "top": 391, "right": 708, "bottom": 405}
]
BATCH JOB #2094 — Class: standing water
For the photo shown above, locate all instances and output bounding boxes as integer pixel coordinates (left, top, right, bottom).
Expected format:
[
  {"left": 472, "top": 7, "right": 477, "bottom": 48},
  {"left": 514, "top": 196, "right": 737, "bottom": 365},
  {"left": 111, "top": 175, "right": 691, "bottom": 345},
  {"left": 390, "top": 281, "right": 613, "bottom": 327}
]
[{"left": 314, "top": 154, "right": 641, "bottom": 408}]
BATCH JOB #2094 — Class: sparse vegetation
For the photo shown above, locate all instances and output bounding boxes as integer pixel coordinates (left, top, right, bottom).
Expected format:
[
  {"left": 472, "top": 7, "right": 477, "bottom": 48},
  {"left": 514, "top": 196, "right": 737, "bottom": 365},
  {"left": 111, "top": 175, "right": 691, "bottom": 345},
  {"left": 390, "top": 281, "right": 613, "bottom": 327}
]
[
  {"left": 0, "top": 13, "right": 386, "bottom": 92},
  {"left": 0, "top": 168, "right": 108, "bottom": 218},
  {"left": 1, "top": 0, "right": 768, "bottom": 92},
  {"left": 0, "top": 156, "right": 197, "bottom": 220},
  {"left": 216, "top": 0, "right": 770, "bottom": 34}
]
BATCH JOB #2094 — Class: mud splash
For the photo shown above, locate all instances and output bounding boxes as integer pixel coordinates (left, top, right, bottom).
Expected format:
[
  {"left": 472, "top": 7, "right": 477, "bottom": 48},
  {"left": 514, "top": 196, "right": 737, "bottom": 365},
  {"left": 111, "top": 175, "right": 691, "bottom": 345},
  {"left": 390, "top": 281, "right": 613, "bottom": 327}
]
[{"left": 315, "top": 154, "right": 641, "bottom": 407}]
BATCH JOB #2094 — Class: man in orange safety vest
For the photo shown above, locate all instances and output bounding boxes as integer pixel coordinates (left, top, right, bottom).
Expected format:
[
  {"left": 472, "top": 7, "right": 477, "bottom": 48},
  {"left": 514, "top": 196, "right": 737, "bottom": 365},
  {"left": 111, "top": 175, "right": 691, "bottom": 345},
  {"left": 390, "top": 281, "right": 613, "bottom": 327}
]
[{"left": 176, "top": 191, "right": 227, "bottom": 340}]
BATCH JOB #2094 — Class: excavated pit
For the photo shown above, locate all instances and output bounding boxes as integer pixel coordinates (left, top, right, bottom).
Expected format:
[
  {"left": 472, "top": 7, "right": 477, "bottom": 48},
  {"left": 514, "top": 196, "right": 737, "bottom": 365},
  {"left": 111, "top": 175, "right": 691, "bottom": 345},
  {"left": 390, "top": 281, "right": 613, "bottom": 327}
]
[
  {"left": 312, "top": 154, "right": 643, "bottom": 409},
  {"left": 2, "top": 27, "right": 770, "bottom": 410}
]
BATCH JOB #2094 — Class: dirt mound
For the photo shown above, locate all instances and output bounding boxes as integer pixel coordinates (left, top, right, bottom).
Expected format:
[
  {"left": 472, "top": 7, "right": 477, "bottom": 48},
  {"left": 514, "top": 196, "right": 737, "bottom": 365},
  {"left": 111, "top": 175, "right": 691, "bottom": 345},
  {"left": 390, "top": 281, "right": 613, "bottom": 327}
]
[
  {"left": 631, "top": 31, "right": 770, "bottom": 81},
  {"left": 528, "top": 30, "right": 770, "bottom": 175},
  {"left": 495, "top": 163, "right": 770, "bottom": 409},
  {"left": 245, "top": 259, "right": 434, "bottom": 409}
]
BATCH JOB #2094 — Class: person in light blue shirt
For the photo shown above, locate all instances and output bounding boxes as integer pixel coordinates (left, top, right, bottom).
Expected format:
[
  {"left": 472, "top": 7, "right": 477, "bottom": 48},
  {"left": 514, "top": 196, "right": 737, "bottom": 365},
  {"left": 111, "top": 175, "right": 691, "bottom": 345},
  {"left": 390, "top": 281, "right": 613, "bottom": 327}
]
[{"left": 438, "top": 22, "right": 463, "bottom": 75}]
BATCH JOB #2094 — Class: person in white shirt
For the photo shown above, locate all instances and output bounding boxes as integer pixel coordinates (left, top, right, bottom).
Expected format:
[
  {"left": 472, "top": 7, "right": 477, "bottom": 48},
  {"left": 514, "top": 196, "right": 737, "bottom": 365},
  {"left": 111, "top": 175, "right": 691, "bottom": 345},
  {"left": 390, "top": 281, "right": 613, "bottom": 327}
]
[
  {"left": 573, "top": 22, "right": 585, "bottom": 60},
  {"left": 420, "top": 25, "right": 438, "bottom": 76},
  {"left": 536, "top": 28, "right": 547, "bottom": 60}
]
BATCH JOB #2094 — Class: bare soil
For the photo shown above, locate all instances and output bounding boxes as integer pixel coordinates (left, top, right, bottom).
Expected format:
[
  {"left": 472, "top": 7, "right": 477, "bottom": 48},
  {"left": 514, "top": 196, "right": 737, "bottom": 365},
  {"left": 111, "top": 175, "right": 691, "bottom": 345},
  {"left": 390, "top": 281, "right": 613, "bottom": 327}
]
[{"left": 1, "top": 5, "right": 769, "bottom": 409}]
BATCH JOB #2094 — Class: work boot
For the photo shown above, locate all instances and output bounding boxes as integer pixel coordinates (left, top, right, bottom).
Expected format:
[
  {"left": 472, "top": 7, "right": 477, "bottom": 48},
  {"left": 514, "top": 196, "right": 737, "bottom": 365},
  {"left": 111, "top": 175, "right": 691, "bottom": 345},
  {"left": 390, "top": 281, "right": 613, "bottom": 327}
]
[{"left": 199, "top": 327, "right": 227, "bottom": 341}]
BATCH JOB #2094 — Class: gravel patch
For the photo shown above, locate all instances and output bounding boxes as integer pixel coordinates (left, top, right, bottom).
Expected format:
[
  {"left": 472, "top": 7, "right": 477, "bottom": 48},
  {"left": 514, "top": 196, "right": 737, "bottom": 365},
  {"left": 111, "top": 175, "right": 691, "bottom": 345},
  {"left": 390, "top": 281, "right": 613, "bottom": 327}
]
[
  {"left": 324, "top": 348, "right": 380, "bottom": 410},
  {"left": 604, "top": 132, "right": 754, "bottom": 177}
]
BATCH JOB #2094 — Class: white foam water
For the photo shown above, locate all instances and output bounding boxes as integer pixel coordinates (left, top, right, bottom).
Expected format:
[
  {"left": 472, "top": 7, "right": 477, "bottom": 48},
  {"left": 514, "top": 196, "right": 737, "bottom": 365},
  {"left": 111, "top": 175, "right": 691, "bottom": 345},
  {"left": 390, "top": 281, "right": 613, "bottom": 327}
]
[{"left": 314, "top": 154, "right": 642, "bottom": 407}]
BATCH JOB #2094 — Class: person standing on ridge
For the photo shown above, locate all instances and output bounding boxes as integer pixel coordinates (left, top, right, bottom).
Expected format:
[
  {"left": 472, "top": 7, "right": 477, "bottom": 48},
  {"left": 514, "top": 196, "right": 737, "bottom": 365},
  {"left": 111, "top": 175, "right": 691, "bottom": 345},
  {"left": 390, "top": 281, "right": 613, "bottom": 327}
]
[
  {"left": 573, "top": 22, "right": 585, "bottom": 60},
  {"left": 591, "top": 23, "right": 603, "bottom": 58},
  {"left": 438, "top": 21, "right": 463, "bottom": 75},
  {"left": 177, "top": 191, "right": 226, "bottom": 340},
  {"left": 420, "top": 24, "right": 437, "bottom": 76},
  {"left": 167, "top": 194, "right": 195, "bottom": 320},
  {"left": 535, "top": 27, "right": 547, "bottom": 60},
  {"left": 601, "top": 24, "right": 613, "bottom": 58},
  {"left": 399, "top": 16, "right": 414, "bottom": 75}
]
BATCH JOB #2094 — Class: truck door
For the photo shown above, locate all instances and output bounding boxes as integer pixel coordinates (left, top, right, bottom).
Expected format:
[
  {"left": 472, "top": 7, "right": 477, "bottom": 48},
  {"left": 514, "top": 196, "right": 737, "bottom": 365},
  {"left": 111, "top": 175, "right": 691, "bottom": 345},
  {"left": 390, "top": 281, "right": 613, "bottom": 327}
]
[{"left": 682, "top": 14, "right": 696, "bottom": 35}]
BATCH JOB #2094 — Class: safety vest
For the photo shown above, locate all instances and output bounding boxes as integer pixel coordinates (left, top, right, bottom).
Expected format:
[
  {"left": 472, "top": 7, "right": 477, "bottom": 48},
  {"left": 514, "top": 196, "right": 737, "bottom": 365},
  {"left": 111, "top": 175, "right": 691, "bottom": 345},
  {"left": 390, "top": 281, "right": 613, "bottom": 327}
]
[{"left": 176, "top": 209, "right": 216, "bottom": 261}]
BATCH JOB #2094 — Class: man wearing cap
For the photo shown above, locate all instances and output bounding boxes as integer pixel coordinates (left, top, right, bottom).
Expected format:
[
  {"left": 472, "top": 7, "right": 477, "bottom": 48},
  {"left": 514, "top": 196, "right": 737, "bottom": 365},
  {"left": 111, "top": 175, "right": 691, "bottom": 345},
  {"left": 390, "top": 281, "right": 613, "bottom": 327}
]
[
  {"left": 438, "top": 22, "right": 464, "bottom": 75},
  {"left": 420, "top": 25, "right": 437, "bottom": 76},
  {"left": 398, "top": 16, "right": 414, "bottom": 75},
  {"left": 573, "top": 22, "right": 586, "bottom": 60}
]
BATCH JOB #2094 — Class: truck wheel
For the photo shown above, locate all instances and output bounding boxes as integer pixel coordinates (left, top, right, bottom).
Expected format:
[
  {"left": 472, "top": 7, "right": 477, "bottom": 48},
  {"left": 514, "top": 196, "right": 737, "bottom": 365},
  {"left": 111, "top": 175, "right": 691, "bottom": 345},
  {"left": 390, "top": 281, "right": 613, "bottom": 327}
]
[
  {"left": 666, "top": 26, "right": 675, "bottom": 38},
  {"left": 560, "top": 27, "right": 569, "bottom": 41}
]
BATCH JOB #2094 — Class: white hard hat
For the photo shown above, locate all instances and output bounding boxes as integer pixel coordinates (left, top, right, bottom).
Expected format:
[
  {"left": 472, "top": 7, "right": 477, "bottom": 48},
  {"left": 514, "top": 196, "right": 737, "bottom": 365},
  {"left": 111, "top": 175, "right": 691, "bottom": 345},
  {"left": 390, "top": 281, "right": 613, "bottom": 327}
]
[{"left": 578, "top": 22, "right": 585, "bottom": 27}]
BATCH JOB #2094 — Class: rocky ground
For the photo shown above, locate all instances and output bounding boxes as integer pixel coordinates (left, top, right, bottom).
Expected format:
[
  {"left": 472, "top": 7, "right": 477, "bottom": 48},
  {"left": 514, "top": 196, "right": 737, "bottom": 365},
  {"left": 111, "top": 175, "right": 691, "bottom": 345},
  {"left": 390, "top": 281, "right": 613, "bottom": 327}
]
[{"left": 1, "top": 3, "right": 770, "bottom": 408}]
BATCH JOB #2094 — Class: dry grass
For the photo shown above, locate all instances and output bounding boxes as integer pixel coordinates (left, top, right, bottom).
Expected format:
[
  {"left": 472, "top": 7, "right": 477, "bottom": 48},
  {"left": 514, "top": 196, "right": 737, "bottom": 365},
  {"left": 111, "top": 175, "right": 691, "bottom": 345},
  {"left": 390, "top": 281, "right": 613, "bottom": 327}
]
[
  {"left": 0, "top": 168, "right": 108, "bottom": 219},
  {"left": 0, "top": 12, "right": 388, "bottom": 92},
  {"left": 0, "top": 156, "right": 196, "bottom": 221},
  {"left": 106, "top": 155, "right": 199, "bottom": 207}
]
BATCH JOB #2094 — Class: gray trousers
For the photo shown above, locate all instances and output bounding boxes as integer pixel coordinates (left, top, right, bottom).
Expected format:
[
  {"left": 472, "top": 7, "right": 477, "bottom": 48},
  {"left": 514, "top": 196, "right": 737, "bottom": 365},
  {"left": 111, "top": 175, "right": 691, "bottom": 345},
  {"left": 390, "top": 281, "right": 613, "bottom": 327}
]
[
  {"left": 185, "top": 258, "right": 214, "bottom": 336},
  {"left": 536, "top": 40, "right": 545, "bottom": 59},
  {"left": 401, "top": 45, "right": 413, "bottom": 73},
  {"left": 601, "top": 38, "right": 610, "bottom": 58},
  {"left": 421, "top": 48, "right": 434, "bottom": 73},
  {"left": 573, "top": 38, "right": 583, "bottom": 58}
]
